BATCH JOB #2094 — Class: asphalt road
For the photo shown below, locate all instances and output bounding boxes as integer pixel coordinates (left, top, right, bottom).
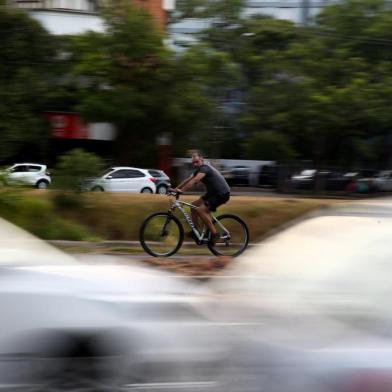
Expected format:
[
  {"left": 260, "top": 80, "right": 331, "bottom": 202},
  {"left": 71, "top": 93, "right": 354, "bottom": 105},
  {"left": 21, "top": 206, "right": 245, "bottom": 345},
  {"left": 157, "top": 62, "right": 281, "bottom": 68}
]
[{"left": 74, "top": 253, "right": 217, "bottom": 264}]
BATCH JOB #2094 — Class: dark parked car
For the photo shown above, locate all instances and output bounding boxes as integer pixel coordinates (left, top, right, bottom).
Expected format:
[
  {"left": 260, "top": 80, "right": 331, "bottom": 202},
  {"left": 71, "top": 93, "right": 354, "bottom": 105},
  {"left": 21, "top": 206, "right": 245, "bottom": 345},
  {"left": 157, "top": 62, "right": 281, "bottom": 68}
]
[
  {"left": 291, "top": 169, "right": 316, "bottom": 189},
  {"left": 292, "top": 170, "right": 358, "bottom": 192},
  {"left": 258, "top": 165, "right": 278, "bottom": 187},
  {"left": 323, "top": 171, "right": 355, "bottom": 191},
  {"left": 147, "top": 169, "right": 171, "bottom": 194},
  {"left": 224, "top": 166, "right": 250, "bottom": 186}
]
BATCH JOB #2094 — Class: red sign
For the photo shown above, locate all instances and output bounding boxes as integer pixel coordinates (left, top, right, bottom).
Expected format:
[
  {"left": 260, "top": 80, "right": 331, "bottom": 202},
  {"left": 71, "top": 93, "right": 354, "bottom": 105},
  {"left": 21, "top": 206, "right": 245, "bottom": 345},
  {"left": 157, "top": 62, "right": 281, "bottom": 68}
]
[{"left": 44, "top": 112, "right": 88, "bottom": 139}]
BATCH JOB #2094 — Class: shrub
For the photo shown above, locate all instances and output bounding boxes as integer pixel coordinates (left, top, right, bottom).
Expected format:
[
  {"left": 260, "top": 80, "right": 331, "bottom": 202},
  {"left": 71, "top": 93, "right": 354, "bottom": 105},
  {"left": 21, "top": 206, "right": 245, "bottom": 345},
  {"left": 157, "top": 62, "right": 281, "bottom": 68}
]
[{"left": 53, "top": 149, "right": 104, "bottom": 192}]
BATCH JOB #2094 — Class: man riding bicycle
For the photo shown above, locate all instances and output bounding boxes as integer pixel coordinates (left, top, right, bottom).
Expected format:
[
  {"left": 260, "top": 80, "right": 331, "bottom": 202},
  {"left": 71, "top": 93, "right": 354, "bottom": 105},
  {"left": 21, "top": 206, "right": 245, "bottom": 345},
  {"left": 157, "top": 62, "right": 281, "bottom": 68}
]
[{"left": 169, "top": 152, "right": 230, "bottom": 245}]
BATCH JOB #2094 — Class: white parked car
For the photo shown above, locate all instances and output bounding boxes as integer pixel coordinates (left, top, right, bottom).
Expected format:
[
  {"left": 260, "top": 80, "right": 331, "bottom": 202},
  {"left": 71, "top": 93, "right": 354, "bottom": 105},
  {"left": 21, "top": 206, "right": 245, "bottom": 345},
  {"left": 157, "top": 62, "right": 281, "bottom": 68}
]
[
  {"left": 87, "top": 167, "right": 157, "bottom": 193},
  {"left": 5, "top": 163, "right": 51, "bottom": 189}
]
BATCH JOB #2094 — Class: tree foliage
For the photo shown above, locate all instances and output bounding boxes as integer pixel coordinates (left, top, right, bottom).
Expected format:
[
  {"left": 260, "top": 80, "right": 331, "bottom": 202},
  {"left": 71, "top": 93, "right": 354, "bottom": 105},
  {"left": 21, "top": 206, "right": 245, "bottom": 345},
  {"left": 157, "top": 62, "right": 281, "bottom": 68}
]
[
  {"left": 4, "top": 0, "right": 392, "bottom": 168},
  {"left": 53, "top": 148, "right": 104, "bottom": 191},
  {"left": 0, "top": 6, "right": 54, "bottom": 162},
  {"left": 228, "top": 0, "right": 392, "bottom": 167}
]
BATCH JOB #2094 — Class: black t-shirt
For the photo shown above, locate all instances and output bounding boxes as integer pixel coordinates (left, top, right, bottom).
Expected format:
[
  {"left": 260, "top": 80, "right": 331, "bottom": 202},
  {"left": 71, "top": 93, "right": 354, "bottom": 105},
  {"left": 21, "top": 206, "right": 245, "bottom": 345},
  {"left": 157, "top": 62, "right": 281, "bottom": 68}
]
[{"left": 193, "top": 164, "right": 230, "bottom": 195}]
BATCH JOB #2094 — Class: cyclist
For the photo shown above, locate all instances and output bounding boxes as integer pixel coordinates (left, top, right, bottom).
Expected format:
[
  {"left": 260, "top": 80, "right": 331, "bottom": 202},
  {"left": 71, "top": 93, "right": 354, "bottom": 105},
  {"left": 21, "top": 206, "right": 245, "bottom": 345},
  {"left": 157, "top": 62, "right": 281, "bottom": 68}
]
[{"left": 169, "top": 152, "right": 230, "bottom": 245}]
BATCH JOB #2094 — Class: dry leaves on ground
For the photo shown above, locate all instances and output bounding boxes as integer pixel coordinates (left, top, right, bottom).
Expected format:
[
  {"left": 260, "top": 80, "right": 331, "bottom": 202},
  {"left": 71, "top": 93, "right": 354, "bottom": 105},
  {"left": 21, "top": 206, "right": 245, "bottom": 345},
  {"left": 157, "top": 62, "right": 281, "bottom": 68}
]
[{"left": 141, "top": 256, "right": 232, "bottom": 278}]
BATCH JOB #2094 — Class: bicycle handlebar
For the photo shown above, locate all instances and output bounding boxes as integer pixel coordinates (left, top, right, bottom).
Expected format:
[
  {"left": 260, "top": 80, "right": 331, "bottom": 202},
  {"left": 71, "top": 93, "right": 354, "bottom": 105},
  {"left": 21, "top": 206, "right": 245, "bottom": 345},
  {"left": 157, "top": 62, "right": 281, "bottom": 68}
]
[{"left": 167, "top": 191, "right": 181, "bottom": 199}]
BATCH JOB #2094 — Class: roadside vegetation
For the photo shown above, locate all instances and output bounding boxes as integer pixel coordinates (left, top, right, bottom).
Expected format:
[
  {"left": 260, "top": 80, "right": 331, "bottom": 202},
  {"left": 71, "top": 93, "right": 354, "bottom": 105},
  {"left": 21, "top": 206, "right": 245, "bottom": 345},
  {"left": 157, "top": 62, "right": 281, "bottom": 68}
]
[{"left": 0, "top": 189, "right": 339, "bottom": 242}]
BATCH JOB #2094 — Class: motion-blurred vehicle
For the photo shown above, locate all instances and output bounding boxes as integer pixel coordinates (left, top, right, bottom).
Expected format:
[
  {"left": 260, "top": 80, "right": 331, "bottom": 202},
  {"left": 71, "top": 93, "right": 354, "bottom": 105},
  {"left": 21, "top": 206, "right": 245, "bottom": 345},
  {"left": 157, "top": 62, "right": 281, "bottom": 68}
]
[
  {"left": 224, "top": 166, "right": 250, "bottom": 186},
  {"left": 372, "top": 170, "right": 392, "bottom": 191},
  {"left": 147, "top": 169, "right": 171, "bottom": 194},
  {"left": 291, "top": 169, "right": 316, "bottom": 189},
  {"left": 4, "top": 163, "right": 51, "bottom": 189},
  {"left": 292, "top": 170, "right": 362, "bottom": 192},
  {"left": 85, "top": 166, "right": 156, "bottom": 193},
  {"left": 258, "top": 164, "right": 278, "bottom": 187},
  {"left": 0, "top": 217, "right": 230, "bottom": 390},
  {"left": 208, "top": 200, "right": 392, "bottom": 392},
  {"left": 324, "top": 171, "right": 357, "bottom": 191},
  {"left": 355, "top": 169, "right": 379, "bottom": 193}
]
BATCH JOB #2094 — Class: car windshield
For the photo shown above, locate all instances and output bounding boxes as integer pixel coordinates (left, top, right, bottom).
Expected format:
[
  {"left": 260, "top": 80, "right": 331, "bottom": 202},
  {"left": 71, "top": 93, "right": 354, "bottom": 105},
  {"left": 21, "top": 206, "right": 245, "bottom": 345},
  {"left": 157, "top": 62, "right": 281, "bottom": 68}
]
[
  {"left": 99, "top": 168, "right": 115, "bottom": 177},
  {"left": 148, "top": 170, "right": 161, "bottom": 177},
  {"left": 211, "top": 213, "right": 392, "bottom": 330}
]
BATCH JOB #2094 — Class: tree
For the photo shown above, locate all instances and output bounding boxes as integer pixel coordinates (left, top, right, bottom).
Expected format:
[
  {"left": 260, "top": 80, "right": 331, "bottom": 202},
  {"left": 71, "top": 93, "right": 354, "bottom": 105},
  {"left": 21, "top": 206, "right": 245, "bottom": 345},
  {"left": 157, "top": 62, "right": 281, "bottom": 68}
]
[
  {"left": 0, "top": 6, "right": 55, "bottom": 162},
  {"left": 70, "top": 1, "right": 168, "bottom": 165},
  {"left": 71, "top": 0, "right": 242, "bottom": 163},
  {"left": 243, "top": 131, "right": 297, "bottom": 161},
  {"left": 237, "top": 0, "right": 392, "bottom": 167}
]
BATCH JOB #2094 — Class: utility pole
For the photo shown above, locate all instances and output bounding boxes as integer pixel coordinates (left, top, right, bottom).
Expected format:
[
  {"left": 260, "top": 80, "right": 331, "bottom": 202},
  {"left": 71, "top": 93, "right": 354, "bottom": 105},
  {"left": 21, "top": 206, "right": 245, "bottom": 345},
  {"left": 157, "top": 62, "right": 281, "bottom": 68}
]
[{"left": 301, "top": 0, "right": 310, "bottom": 26}]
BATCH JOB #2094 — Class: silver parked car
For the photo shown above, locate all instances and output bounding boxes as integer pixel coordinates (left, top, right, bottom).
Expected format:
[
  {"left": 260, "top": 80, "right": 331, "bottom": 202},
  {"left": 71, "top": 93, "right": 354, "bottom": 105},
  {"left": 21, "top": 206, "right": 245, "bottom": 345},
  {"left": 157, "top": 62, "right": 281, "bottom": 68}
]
[{"left": 147, "top": 169, "right": 171, "bottom": 194}]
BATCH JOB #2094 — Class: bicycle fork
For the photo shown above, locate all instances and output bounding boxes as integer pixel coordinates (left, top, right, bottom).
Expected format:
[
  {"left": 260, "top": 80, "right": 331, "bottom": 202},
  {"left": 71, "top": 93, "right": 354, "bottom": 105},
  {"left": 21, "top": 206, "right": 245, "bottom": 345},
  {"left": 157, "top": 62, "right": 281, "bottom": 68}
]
[{"left": 160, "top": 210, "right": 175, "bottom": 238}]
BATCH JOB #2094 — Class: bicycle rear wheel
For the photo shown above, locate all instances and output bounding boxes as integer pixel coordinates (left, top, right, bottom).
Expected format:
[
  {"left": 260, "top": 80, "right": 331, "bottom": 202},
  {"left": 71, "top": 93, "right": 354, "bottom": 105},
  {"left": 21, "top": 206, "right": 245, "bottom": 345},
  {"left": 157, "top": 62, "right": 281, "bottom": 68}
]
[
  {"left": 208, "top": 214, "right": 249, "bottom": 257},
  {"left": 140, "top": 212, "right": 184, "bottom": 257}
]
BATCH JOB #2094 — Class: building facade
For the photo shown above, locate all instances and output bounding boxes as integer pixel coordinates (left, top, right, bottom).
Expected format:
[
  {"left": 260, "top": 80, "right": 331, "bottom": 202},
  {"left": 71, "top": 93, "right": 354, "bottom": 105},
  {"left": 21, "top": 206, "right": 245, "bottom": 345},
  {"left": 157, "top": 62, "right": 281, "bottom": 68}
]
[
  {"left": 8, "top": 0, "right": 174, "bottom": 34},
  {"left": 168, "top": 0, "right": 338, "bottom": 49}
]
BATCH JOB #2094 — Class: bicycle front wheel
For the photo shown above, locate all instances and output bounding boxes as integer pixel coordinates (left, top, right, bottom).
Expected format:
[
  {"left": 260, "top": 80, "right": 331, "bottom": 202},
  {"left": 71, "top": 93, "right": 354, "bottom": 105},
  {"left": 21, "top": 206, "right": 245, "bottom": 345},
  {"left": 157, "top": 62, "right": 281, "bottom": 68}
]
[
  {"left": 208, "top": 214, "right": 249, "bottom": 257},
  {"left": 139, "top": 212, "right": 184, "bottom": 257}
]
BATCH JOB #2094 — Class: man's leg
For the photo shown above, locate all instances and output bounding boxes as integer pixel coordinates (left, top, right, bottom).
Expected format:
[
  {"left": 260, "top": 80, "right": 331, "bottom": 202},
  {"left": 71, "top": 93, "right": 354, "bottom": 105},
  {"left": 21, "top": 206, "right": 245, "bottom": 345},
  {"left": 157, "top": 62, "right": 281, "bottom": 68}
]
[
  {"left": 196, "top": 203, "right": 217, "bottom": 236},
  {"left": 191, "top": 198, "right": 203, "bottom": 230}
]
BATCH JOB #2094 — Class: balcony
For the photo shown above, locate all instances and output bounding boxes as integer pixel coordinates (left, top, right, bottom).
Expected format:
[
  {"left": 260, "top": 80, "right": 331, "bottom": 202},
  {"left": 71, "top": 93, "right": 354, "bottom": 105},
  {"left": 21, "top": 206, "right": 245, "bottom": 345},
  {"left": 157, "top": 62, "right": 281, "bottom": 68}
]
[{"left": 10, "top": 0, "right": 99, "bottom": 12}]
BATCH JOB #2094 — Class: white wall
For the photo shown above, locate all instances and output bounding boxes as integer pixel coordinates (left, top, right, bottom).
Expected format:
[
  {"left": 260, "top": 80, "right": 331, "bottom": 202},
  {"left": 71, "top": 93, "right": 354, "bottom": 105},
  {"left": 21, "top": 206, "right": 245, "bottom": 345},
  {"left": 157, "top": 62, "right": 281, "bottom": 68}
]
[{"left": 30, "top": 10, "right": 105, "bottom": 35}]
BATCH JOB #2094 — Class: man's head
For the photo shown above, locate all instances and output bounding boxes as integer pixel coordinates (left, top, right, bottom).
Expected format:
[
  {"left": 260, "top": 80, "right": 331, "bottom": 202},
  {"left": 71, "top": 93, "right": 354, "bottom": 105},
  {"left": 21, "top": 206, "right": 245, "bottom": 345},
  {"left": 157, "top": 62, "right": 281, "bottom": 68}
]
[{"left": 191, "top": 152, "right": 204, "bottom": 168}]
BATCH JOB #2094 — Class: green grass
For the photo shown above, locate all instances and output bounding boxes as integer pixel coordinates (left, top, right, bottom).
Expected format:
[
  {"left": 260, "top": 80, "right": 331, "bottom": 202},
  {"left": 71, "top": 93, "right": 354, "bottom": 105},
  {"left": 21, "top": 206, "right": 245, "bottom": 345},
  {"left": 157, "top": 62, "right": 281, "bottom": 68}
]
[{"left": 0, "top": 189, "right": 343, "bottom": 243}]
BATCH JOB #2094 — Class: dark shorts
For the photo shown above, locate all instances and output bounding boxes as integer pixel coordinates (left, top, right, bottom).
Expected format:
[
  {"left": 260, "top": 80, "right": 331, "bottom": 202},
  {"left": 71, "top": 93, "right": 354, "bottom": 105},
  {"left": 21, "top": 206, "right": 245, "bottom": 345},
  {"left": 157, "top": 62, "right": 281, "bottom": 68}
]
[{"left": 202, "top": 192, "right": 230, "bottom": 212}]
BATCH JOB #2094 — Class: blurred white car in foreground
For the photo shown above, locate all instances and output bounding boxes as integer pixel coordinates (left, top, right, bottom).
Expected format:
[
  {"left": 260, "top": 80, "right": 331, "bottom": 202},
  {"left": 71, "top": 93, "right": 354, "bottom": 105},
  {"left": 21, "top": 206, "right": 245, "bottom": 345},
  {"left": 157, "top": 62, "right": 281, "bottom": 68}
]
[
  {"left": 5, "top": 197, "right": 392, "bottom": 392},
  {"left": 0, "top": 218, "right": 229, "bottom": 391},
  {"left": 207, "top": 200, "right": 392, "bottom": 392}
]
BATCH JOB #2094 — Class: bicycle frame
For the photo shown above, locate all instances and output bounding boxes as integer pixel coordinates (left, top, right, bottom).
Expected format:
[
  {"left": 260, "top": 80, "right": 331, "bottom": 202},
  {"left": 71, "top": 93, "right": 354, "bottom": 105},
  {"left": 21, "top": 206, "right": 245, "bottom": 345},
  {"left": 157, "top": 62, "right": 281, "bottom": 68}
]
[{"left": 167, "top": 197, "right": 230, "bottom": 242}]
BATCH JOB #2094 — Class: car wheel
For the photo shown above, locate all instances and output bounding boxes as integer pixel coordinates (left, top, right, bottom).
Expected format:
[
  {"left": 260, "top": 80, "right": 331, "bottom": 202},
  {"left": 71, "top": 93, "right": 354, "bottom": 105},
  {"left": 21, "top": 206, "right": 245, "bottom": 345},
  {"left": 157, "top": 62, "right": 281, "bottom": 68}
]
[
  {"left": 157, "top": 185, "right": 168, "bottom": 195},
  {"left": 92, "top": 186, "right": 104, "bottom": 192},
  {"left": 31, "top": 337, "right": 129, "bottom": 392},
  {"left": 33, "top": 354, "right": 126, "bottom": 392},
  {"left": 141, "top": 187, "right": 153, "bottom": 194},
  {"left": 36, "top": 180, "right": 49, "bottom": 189}
]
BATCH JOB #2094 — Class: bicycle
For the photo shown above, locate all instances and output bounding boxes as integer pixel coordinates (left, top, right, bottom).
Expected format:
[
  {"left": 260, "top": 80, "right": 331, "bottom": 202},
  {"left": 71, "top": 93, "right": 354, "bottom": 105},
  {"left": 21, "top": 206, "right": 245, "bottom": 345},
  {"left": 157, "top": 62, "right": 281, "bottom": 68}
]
[{"left": 139, "top": 192, "right": 249, "bottom": 257}]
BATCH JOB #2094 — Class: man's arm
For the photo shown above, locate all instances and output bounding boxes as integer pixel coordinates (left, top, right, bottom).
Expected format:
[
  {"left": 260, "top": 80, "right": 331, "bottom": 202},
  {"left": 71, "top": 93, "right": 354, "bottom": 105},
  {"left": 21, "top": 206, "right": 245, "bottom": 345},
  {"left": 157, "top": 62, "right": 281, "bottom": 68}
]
[
  {"left": 169, "top": 175, "right": 193, "bottom": 193},
  {"left": 177, "top": 175, "right": 193, "bottom": 189},
  {"left": 178, "top": 172, "right": 205, "bottom": 193}
]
